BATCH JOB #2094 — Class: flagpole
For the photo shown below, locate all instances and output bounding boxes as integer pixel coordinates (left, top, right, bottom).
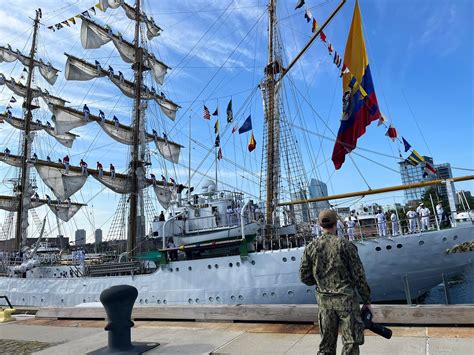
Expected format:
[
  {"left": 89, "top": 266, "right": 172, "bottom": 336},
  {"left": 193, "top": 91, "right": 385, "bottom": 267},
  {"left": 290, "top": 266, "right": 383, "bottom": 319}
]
[{"left": 188, "top": 113, "right": 192, "bottom": 201}]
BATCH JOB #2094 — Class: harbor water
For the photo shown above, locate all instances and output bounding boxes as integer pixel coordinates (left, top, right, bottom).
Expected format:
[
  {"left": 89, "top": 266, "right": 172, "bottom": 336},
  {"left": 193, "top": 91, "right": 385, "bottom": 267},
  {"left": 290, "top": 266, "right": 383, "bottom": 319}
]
[{"left": 421, "top": 266, "right": 474, "bottom": 304}]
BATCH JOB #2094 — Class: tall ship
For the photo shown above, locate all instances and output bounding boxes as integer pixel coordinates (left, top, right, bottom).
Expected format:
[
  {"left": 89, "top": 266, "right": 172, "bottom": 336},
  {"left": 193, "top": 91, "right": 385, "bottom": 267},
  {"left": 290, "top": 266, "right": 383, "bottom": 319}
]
[{"left": 0, "top": 0, "right": 472, "bottom": 307}]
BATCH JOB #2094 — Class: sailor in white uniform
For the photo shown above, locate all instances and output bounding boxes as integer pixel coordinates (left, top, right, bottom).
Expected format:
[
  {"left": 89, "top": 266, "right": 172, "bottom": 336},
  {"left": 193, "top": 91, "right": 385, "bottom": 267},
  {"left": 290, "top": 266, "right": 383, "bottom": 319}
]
[
  {"left": 416, "top": 203, "right": 424, "bottom": 231},
  {"left": 346, "top": 215, "right": 357, "bottom": 241},
  {"left": 390, "top": 211, "right": 399, "bottom": 236},
  {"left": 436, "top": 203, "right": 444, "bottom": 224},
  {"left": 406, "top": 209, "right": 417, "bottom": 233},
  {"left": 336, "top": 219, "right": 345, "bottom": 237},
  {"left": 375, "top": 210, "right": 387, "bottom": 237},
  {"left": 421, "top": 206, "right": 431, "bottom": 231}
]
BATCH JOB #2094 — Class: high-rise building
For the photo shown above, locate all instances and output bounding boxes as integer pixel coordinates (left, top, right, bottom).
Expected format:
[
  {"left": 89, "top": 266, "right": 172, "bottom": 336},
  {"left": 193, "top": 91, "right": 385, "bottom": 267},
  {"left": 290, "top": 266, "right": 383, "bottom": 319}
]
[
  {"left": 308, "top": 178, "right": 330, "bottom": 219},
  {"left": 75, "top": 229, "right": 86, "bottom": 246},
  {"left": 435, "top": 163, "right": 454, "bottom": 199},
  {"left": 399, "top": 156, "right": 436, "bottom": 202},
  {"left": 94, "top": 228, "right": 102, "bottom": 244}
]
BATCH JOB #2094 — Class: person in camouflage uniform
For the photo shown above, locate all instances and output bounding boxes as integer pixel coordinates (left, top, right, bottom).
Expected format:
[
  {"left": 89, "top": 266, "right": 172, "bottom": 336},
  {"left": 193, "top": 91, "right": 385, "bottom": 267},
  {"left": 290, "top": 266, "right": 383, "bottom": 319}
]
[{"left": 300, "top": 209, "right": 371, "bottom": 355}]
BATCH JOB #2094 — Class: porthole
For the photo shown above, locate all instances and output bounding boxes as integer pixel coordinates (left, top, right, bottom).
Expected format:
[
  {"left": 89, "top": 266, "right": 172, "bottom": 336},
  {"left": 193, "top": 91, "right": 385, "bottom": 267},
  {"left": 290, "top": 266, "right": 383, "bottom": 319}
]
[
  {"left": 442, "top": 237, "right": 447, "bottom": 242},
  {"left": 386, "top": 245, "right": 392, "bottom": 250},
  {"left": 396, "top": 244, "right": 403, "bottom": 249},
  {"left": 145, "top": 299, "right": 148, "bottom": 304},
  {"left": 163, "top": 300, "right": 167, "bottom": 304},
  {"left": 419, "top": 241, "right": 424, "bottom": 246},
  {"left": 168, "top": 268, "right": 173, "bottom": 272},
  {"left": 175, "top": 268, "right": 179, "bottom": 272},
  {"left": 251, "top": 260, "right": 256, "bottom": 265},
  {"left": 188, "top": 298, "right": 193, "bottom": 304},
  {"left": 262, "top": 292, "right": 268, "bottom": 298},
  {"left": 231, "top": 295, "right": 236, "bottom": 300},
  {"left": 139, "top": 299, "right": 143, "bottom": 304},
  {"left": 214, "top": 264, "right": 219, "bottom": 269},
  {"left": 229, "top": 263, "right": 233, "bottom": 267},
  {"left": 188, "top": 266, "right": 192, "bottom": 271},
  {"left": 282, "top": 257, "right": 288, "bottom": 262},
  {"left": 271, "top": 292, "right": 276, "bottom": 297},
  {"left": 306, "top": 289, "right": 312, "bottom": 293},
  {"left": 238, "top": 295, "right": 243, "bottom": 300},
  {"left": 195, "top": 298, "right": 199, "bottom": 304},
  {"left": 208, "top": 265, "right": 212, "bottom": 269},
  {"left": 453, "top": 235, "right": 458, "bottom": 240},
  {"left": 288, "top": 290, "right": 294, "bottom": 297},
  {"left": 82, "top": 299, "right": 85, "bottom": 303},
  {"left": 61, "top": 299, "right": 64, "bottom": 303},
  {"left": 291, "top": 256, "right": 296, "bottom": 261},
  {"left": 375, "top": 247, "right": 381, "bottom": 251},
  {"left": 157, "top": 300, "right": 161, "bottom": 304},
  {"left": 209, "top": 297, "right": 214, "bottom": 302},
  {"left": 216, "top": 296, "right": 221, "bottom": 302},
  {"left": 236, "top": 262, "right": 241, "bottom": 267}
]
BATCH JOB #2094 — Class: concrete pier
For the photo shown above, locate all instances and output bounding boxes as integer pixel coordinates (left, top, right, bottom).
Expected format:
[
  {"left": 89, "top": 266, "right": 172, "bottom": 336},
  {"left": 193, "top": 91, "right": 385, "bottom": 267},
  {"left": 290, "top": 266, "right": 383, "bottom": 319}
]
[{"left": 1, "top": 316, "right": 473, "bottom": 354}]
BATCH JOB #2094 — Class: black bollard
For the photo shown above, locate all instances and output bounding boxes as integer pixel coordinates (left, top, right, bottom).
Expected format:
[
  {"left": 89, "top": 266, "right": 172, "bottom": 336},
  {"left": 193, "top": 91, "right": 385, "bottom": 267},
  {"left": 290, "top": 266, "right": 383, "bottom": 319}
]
[{"left": 88, "top": 285, "right": 159, "bottom": 354}]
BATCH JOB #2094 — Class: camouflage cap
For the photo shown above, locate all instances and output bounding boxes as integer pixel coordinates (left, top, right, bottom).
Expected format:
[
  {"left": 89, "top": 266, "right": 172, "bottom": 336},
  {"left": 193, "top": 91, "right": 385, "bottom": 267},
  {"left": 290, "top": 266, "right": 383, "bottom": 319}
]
[{"left": 319, "top": 209, "right": 337, "bottom": 226}]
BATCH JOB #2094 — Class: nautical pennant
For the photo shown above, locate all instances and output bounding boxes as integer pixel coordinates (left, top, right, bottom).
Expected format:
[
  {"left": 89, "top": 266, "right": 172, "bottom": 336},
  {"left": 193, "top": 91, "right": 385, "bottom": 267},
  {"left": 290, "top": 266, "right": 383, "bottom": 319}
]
[
  {"left": 304, "top": 9, "right": 313, "bottom": 23},
  {"left": 82, "top": 10, "right": 91, "bottom": 18},
  {"left": 226, "top": 99, "right": 233, "bottom": 123},
  {"left": 331, "top": 0, "right": 381, "bottom": 170},
  {"left": 9, "top": 96, "right": 16, "bottom": 103},
  {"left": 62, "top": 20, "right": 70, "bottom": 27},
  {"left": 295, "top": 0, "right": 305, "bottom": 10},
  {"left": 232, "top": 123, "right": 238, "bottom": 134},
  {"left": 203, "top": 105, "right": 211, "bottom": 120},
  {"left": 69, "top": 17, "right": 76, "bottom": 25},
  {"left": 402, "top": 137, "right": 411, "bottom": 152},
  {"left": 320, "top": 31, "right": 327, "bottom": 43},
  {"left": 248, "top": 132, "right": 257, "bottom": 152},
  {"left": 385, "top": 125, "right": 397, "bottom": 141},
  {"left": 212, "top": 106, "right": 218, "bottom": 116},
  {"left": 215, "top": 134, "right": 220, "bottom": 147},
  {"left": 214, "top": 119, "right": 220, "bottom": 134},
  {"left": 217, "top": 147, "right": 223, "bottom": 160},
  {"left": 48, "top": 25, "right": 55, "bottom": 32},
  {"left": 411, "top": 149, "right": 424, "bottom": 163},
  {"left": 90, "top": 6, "right": 96, "bottom": 15},
  {"left": 312, "top": 18, "right": 318, "bottom": 33},
  {"left": 238, "top": 115, "right": 252, "bottom": 134}
]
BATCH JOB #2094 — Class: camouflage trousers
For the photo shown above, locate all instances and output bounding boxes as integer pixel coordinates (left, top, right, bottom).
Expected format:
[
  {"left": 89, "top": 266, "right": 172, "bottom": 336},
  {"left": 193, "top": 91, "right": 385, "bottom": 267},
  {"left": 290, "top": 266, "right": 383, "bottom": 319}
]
[{"left": 317, "top": 308, "right": 364, "bottom": 355}]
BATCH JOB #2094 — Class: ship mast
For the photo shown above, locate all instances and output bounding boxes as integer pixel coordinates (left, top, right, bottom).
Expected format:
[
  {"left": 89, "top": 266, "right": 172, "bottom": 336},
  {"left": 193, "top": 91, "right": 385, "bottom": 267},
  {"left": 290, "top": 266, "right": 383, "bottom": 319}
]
[
  {"left": 14, "top": 9, "right": 41, "bottom": 250},
  {"left": 264, "top": 0, "right": 277, "bottom": 237},
  {"left": 128, "top": 0, "right": 144, "bottom": 254}
]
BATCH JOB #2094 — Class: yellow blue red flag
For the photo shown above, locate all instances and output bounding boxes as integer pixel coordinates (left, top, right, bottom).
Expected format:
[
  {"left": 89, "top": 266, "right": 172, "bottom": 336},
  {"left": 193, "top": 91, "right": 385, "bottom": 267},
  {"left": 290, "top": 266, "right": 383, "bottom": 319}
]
[{"left": 332, "top": 0, "right": 381, "bottom": 169}]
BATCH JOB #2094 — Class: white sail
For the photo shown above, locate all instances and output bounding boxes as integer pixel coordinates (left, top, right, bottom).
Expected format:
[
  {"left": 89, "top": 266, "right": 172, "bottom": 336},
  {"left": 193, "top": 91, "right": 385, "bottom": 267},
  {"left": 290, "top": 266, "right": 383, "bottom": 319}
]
[
  {"left": 0, "top": 153, "right": 22, "bottom": 168},
  {"left": 35, "top": 164, "right": 87, "bottom": 200},
  {"left": 155, "top": 96, "right": 179, "bottom": 121},
  {"left": 0, "top": 196, "right": 45, "bottom": 212},
  {"left": 0, "top": 74, "right": 42, "bottom": 98},
  {"left": 80, "top": 17, "right": 111, "bottom": 49},
  {"left": 120, "top": 2, "right": 162, "bottom": 40},
  {"left": 99, "top": 0, "right": 123, "bottom": 12},
  {"left": 155, "top": 140, "right": 181, "bottom": 163},
  {"left": 92, "top": 173, "right": 153, "bottom": 194},
  {"left": 44, "top": 127, "right": 78, "bottom": 149},
  {"left": 65, "top": 55, "right": 105, "bottom": 81},
  {"left": 0, "top": 46, "right": 59, "bottom": 85},
  {"left": 48, "top": 203, "right": 83, "bottom": 222},
  {"left": 0, "top": 45, "right": 18, "bottom": 62},
  {"left": 40, "top": 90, "right": 68, "bottom": 107},
  {"left": 51, "top": 105, "right": 91, "bottom": 135},
  {"left": 111, "top": 36, "right": 135, "bottom": 63},
  {"left": 152, "top": 185, "right": 176, "bottom": 209},
  {"left": 99, "top": 120, "right": 153, "bottom": 145},
  {"left": 149, "top": 57, "right": 168, "bottom": 85},
  {"left": 2, "top": 115, "right": 43, "bottom": 131}
]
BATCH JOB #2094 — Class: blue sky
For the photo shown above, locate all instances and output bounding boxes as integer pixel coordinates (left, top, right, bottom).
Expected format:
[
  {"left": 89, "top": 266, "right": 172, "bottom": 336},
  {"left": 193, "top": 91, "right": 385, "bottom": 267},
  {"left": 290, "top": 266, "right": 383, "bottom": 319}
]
[{"left": 0, "top": 0, "right": 472, "bottom": 242}]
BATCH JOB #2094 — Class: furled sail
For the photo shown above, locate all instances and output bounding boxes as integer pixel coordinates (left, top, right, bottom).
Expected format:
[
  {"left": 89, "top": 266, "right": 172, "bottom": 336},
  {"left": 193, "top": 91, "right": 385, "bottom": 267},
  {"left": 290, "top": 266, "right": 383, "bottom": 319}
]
[
  {"left": 50, "top": 104, "right": 92, "bottom": 135},
  {"left": 0, "top": 113, "right": 77, "bottom": 148},
  {"left": 63, "top": 55, "right": 179, "bottom": 120},
  {"left": 64, "top": 54, "right": 105, "bottom": 81},
  {"left": 0, "top": 45, "right": 60, "bottom": 85},
  {"left": 153, "top": 185, "right": 176, "bottom": 209},
  {"left": 79, "top": 18, "right": 169, "bottom": 86},
  {"left": 48, "top": 202, "right": 83, "bottom": 222},
  {"left": 35, "top": 163, "right": 87, "bottom": 200},
  {"left": 92, "top": 172, "right": 154, "bottom": 194},
  {"left": 99, "top": 120, "right": 153, "bottom": 145},
  {"left": 43, "top": 127, "right": 78, "bottom": 149},
  {"left": 120, "top": 2, "right": 162, "bottom": 40},
  {"left": 40, "top": 90, "right": 68, "bottom": 107},
  {"left": 0, "top": 74, "right": 42, "bottom": 98},
  {"left": 155, "top": 140, "right": 181, "bottom": 163},
  {"left": 0, "top": 152, "right": 22, "bottom": 168},
  {"left": 0, "top": 195, "right": 45, "bottom": 212}
]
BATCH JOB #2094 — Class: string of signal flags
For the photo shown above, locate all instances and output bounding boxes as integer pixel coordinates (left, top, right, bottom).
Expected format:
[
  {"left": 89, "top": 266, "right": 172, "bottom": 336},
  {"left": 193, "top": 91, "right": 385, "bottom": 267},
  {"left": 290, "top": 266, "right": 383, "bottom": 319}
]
[
  {"left": 46, "top": 2, "right": 104, "bottom": 31},
  {"left": 202, "top": 99, "right": 256, "bottom": 159},
  {"left": 296, "top": 0, "right": 436, "bottom": 176}
]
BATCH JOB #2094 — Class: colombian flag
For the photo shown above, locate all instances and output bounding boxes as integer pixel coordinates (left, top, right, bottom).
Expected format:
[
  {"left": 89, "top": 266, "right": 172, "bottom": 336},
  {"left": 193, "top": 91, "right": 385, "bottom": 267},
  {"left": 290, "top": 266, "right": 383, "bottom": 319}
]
[{"left": 332, "top": 0, "right": 381, "bottom": 170}]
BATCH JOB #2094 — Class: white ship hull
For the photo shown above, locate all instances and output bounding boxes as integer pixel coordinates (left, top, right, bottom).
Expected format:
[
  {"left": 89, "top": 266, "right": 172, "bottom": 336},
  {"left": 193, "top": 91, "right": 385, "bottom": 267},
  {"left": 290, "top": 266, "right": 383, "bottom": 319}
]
[{"left": 2, "top": 224, "right": 473, "bottom": 307}]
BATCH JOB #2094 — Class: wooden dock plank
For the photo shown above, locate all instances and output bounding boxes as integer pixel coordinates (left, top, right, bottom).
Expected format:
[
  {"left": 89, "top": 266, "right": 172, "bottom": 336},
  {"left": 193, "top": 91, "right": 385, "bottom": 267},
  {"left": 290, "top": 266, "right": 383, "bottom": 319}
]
[{"left": 35, "top": 304, "right": 474, "bottom": 325}]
